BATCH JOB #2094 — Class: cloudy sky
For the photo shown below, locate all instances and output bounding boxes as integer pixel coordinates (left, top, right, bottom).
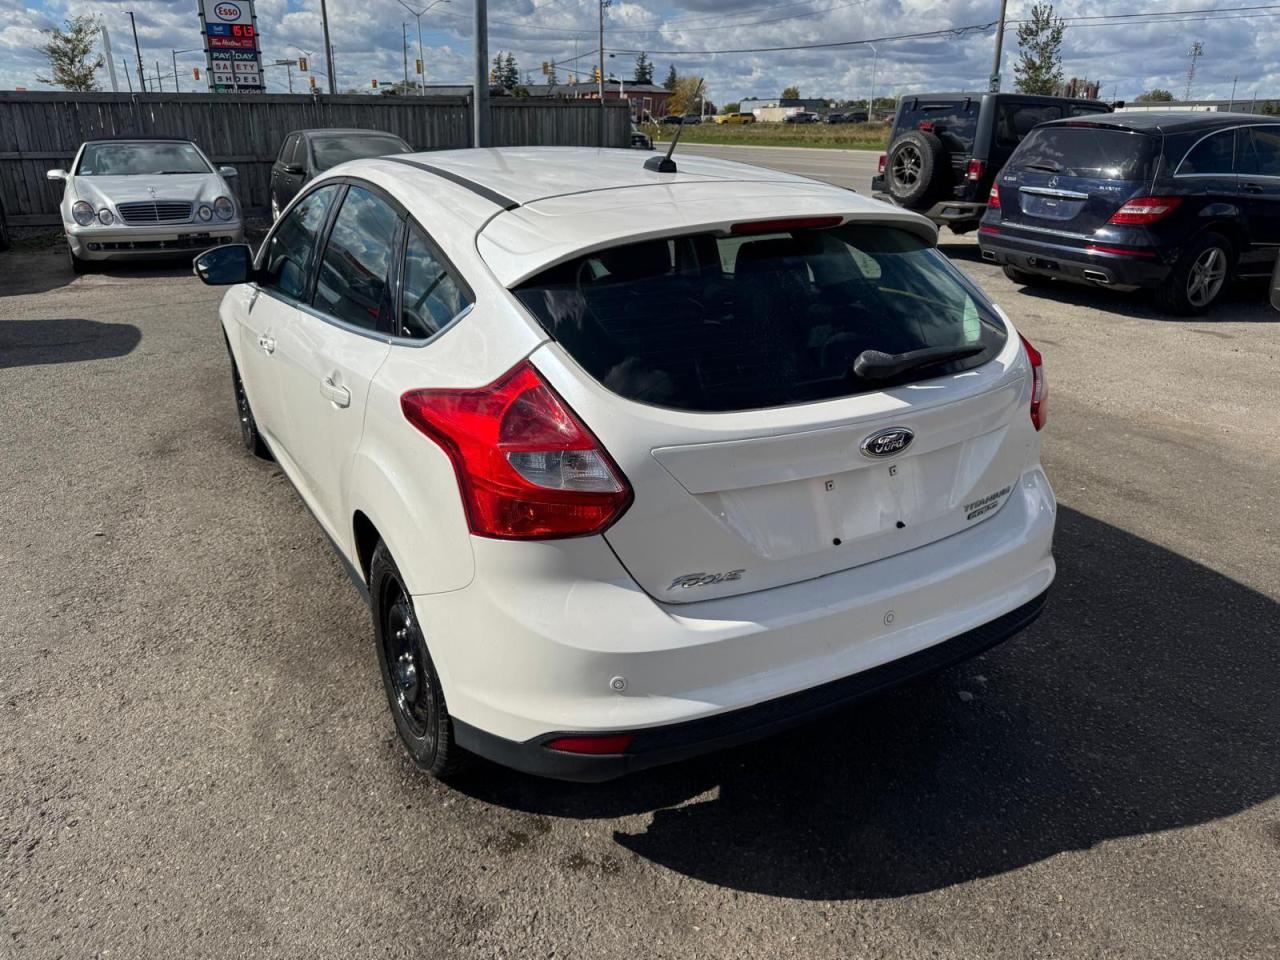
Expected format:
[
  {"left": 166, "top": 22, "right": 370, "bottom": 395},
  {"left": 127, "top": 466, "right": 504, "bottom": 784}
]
[{"left": 2, "top": 0, "right": 1278, "bottom": 103}]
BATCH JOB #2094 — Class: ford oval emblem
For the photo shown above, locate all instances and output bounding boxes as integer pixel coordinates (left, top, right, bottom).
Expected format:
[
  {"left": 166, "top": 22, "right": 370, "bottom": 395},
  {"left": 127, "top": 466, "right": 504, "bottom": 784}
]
[
  {"left": 213, "top": 2, "right": 242, "bottom": 20},
  {"left": 860, "top": 427, "right": 914, "bottom": 459}
]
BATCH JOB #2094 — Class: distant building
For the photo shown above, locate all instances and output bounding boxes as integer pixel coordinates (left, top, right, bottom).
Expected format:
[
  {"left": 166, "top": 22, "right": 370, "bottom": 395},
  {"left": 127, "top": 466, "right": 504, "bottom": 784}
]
[
  {"left": 521, "top": 80, "right": 672, "bottom": 121},
  {"left": 1115, "top": 97, "right": 1277, "bottom": 114}
]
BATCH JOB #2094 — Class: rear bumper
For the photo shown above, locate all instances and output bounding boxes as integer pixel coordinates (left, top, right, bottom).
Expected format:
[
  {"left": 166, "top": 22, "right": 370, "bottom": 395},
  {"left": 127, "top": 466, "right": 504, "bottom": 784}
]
[
  {"left": 978, "top": 229, "right": 1169, "bottom": 290},
  {"left": 417, "top": 465, "right": 1056, "bottom": 780},
  {"left": 455, "top": 589, "right": 1048, "bottom": 781},
  {"left": 870, "top": 188, "right": 986, "bottom": 228}
]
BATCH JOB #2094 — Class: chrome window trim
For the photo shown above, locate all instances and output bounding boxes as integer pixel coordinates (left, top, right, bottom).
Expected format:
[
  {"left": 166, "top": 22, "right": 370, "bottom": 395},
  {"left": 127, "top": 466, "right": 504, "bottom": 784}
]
[
  {"left": 251, "top": 286, "right": 476, "bottom": 350},
  {"left": 1018, "top": 186, "right": 1090, "bottom": 200}
]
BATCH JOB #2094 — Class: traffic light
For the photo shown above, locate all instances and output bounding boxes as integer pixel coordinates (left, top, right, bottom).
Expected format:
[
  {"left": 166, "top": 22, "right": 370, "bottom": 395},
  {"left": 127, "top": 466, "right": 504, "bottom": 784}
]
[
  {"left": 298, "top": 56, "right": 308, "bottom": 72},
  {"left": 309, "top": 75, "right": 316, "bottom": 90},
  {"left": 541, "top": 60, "right": 550, "bottom": 76},
  {"left": 415, "top": 59, "right": 423, "bottom": 75},
  {"left": 192, "top": 67, "right": 200, "bottom": 80},
  {"left": 591, "top": 66, "right": 600, "bottom": 83},
  {"left": 371, "top": 78, "right": 378, "bottom": 88}
]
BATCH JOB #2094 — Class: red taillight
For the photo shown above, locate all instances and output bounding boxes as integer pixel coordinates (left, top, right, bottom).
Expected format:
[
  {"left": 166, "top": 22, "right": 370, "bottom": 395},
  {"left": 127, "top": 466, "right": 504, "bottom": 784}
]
[
  {"left": 877, "top": 153, "right": 887, "bottom": 175},
  {"left": 730, "top": 215, "right": 843, "bottom": 235},
  {"left": 401, "top": 361, "right": 632, "bottom": 540},
  {"left": 987, "top": 183, "right": 1001, "bottom": 209},
  {"left": 545, "top": 734, "right": 634, "bottom": 755},
  {"left": 1020, "top": 334, "right": 1047, "bottom": 431},
  {"left": 979, "top": 224, "right": 1000, "bottom": 236},
  {"left": 966, "top": 158, "right": 986, "bottom": 181},
  {"left": 918, "top": 120, "right": 934, "bottom": 132},
  {"left": 1107, "top": 196, "right": 1182, "bottom": 225}
]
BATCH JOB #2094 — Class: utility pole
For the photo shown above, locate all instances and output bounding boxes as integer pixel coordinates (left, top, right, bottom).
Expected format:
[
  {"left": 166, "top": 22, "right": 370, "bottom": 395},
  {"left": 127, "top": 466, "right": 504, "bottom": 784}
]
[
  {"left": 403, "top": 23, "right": 409, "bottom": 90},
  {"left": 867, "top": 43, "right": 878, "bottom": 120},
  {"left": 399, "top": 1, "right": 450, "bottom": 97},
  {"left": 1229, "top": 76, "right": 1237, "bottom": 111},
  {"left": 1185, "top": 41, "right": 1203, "bottom": 102},
  {"left": 990, "top": 0, "right": 1008, "bottom": 92},
  {"left": 155, "top": 60, "right": 163, "bottom": 94},
  {"left": 129, "top": 11, "right": 146, "bottom": 93},
  {"left": 598, "top": 0, "right": 610, "bottom": 146},
  {"left": 320, "top": 0, "right": 336, "bottom": 94},
  {"left": 474, "top": 0, "right": 489, "bottom": 146}
]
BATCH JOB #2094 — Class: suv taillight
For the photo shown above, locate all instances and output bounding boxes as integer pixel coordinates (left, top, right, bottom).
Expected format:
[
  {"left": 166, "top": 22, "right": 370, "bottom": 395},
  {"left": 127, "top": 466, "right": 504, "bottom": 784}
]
[
  {"left": 966, "top": 158, "right": 986, "bottom": 181},
  {"left": 877, "top": 153, "right": 887, "bottom": 175},
  {"left": 1020, "top": 334, "right": 1047, "bottom": 431},
  {"left": 988, "top": 183, "right": 1001, "bottom": 209},
  {"left": 1107, "top": 196, "right": 1182, "bottom": 225},
  {"left": 401, "top": 361, "right": 633, "bottom": 539}
]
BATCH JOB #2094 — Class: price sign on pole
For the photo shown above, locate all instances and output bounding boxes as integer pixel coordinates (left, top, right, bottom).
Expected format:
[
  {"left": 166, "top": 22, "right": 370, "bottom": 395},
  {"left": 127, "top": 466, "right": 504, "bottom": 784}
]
[{"left": 199, "top": 0, "right": 264, "bottom": 93}]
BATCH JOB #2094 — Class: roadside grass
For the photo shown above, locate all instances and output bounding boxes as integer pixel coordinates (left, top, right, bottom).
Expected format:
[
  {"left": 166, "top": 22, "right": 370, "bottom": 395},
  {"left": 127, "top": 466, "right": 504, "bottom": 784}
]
[{"left": 646, "top": 120, "right": 890, "bottom": 151}]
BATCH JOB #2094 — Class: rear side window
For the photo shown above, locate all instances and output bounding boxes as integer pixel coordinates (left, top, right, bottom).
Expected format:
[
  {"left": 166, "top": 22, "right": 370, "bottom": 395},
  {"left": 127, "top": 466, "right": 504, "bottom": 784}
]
[
  {"left": 313, "top": 185, "right": 400, "bottom": 331},
  {"left": 995, "top": 104, "right": 1063, "bottom": 149},
  {"left": 513, "top": 225, "right": 1007, "bottom": 413},
  {"left": 1179, "top": 129, "right": 1236, "bottom": 176},
  {"left": 1238, "top": 126, "right": 1280, "bottom": 177},
  {"left": 897, "top": 101, "right": 978, "bottom": 154},
  {"left": 312, "top": 135, "right": 411, "bottom": 172},
  {"left": 398, "top": 227, "right": 473, "bottom": 339},
  {"left": 1011, "top": 126, "right": 1154, "bottom": 180},
  {"left": 259, "top": 184, "right": 340, "bottom": 300}
]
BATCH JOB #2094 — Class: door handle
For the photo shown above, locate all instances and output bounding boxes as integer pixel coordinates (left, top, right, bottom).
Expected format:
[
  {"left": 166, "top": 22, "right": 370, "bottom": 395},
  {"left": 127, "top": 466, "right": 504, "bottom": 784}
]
[
  {"left": 321, "top": 375, "right": 351, "bottom": 408},
  {"left": 1244, "top": 182, "right": 1265, "bottom": 193},
  {"left": 258, "top": 335, "right": 275, "bottom": 354}
]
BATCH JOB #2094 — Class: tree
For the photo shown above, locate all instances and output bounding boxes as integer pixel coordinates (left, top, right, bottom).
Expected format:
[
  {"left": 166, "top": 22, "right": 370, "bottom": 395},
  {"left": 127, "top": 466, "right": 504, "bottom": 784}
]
[
  {"left": 781, "top": 85, "right": 800, "bottom": 99},
  {"left": 491, "top": 51, "right": 519, "bottom": 90},
  {"left": 1136, "top": 88, "right": 1175, "bottom": 102},
  {"left": 721, "top": 101, "right": 740, "bottom": 114},
  {"left": 663, "top": 63, "right": 678, "bottom": 91},
  {"left": 668, "top": 74, "right": 704, "bottom": 116},
  {"left": 37, "top": 15, "right": 103, "bottom": 91},
  {"left": 1014, "top": 3, "right": 1065, "bottom": 95},
  {"left": 633, "top": 52, "right": 653, "bottom": 85},
  {"left": 1260, "top": 100, "right": 1280, "bottom": 116}
]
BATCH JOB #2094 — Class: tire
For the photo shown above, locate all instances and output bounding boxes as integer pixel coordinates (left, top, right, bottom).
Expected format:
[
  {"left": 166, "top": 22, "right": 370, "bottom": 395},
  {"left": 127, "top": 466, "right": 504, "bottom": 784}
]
[
  {"left": 886, "top": 130, "right": 946, "bottom": 209},
  {"left": 1003, "top": 264, "right": 1052, "bottom": 287},
  {"left": 227, "top": 348, "right": 271, "bottom": 459},
  {"left": 67, "top": 243, "right": 94, "bottom": 275},
  {"left": 370, "top": 541, "right": 467, "bottom": 779},
  {"left": 1154, "top": 230, "right": 1234, "bottom": 316},
  {"left": 0, "top": 206, "right": 11, "bottom": 252}
]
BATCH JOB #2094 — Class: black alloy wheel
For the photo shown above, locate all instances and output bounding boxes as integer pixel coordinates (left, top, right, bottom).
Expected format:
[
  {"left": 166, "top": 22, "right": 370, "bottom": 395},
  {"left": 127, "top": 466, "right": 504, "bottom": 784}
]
[
  {"left": 371, "top": 542, "right": 465, "bottom": 778},
  {"left": 228, "top": 350, "right": 271, "bottom": 458}
]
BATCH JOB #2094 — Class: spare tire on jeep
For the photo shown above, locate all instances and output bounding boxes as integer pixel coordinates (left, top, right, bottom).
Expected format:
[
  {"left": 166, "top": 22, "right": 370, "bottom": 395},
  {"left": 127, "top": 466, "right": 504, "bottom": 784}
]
[{"left": 886, "top": 129, "right": 946, "bottom": 209}]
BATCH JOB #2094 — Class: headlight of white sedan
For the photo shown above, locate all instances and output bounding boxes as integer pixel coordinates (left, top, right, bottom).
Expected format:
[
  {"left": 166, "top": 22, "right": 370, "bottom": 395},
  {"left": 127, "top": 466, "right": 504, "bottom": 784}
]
[
  {"left": 213, "top": 196, "right": 234, "bottom": 221},
  {"left": 97, "top": 208, "right": 114, "bottom": 225},
  {"left": 72, "top": 201, "right": 95, "bottom": 226},
  {"left": 197, "top": 205, "right": 213, "bottom": 221}
]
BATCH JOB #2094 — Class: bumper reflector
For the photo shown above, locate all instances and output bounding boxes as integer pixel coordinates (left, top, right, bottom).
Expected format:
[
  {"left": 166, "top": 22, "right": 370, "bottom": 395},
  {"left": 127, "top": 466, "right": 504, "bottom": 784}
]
[{"left": 545, "top": 734, "right": 634, "bottom": 755}]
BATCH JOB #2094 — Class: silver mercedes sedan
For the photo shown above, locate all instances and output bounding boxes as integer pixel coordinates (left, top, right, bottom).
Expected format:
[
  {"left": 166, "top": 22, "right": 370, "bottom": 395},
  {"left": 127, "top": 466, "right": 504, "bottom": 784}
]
[{"left": 47, "top": 137, "right": 244, "bottom": 273}]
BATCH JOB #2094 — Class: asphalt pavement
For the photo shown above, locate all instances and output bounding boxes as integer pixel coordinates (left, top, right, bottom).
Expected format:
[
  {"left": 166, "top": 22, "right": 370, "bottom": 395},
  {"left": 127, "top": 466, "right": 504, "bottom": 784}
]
[{"left": 2, "top": 157, "right": 1278, "bottom": 959}]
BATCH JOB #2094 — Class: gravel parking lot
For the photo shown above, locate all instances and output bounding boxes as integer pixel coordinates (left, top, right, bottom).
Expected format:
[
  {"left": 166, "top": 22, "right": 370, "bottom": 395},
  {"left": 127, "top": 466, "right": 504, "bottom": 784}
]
[{"left": 2, "top": 224, "right": 1278, "bottom": 958}]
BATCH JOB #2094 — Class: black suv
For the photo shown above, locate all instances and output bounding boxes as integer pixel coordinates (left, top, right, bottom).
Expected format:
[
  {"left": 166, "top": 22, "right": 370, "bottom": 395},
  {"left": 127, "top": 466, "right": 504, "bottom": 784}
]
[
  {"left": 871, "top": 92, "right": 1112, "bottom": 233},
  {"left": 979, "top": 112, "right": 1280, "bottom": 315},
  {"left": 270, "top": 129, "right": 411, "bottom": 220}
]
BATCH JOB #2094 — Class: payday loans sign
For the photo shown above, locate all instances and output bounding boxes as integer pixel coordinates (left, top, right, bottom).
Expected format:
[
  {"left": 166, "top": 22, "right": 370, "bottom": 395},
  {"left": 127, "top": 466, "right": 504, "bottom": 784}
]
[{"left": 198, "top": 0, "right": 263, "bottom": 93}]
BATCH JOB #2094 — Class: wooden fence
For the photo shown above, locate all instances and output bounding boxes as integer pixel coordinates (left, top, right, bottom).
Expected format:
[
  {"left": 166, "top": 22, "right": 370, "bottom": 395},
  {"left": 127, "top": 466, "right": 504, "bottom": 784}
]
[{"left": 0, "top": 91, "right": 632, "bottom": 225}]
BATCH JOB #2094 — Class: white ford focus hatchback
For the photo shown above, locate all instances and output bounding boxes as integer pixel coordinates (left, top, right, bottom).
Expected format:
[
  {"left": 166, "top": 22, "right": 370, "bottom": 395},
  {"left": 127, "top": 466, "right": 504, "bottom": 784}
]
[{"left": 195, "top": 147, "right": 1054, "bottom": 781}]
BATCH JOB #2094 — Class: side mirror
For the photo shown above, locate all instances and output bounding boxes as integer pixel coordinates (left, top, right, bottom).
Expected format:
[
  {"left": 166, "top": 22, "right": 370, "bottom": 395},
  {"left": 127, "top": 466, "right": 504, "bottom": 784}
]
[
  {"left": 219, "top": 165, "right": 238, "bottom": 179},
  {"left": 47, "top": 169, "right": 68, "bottom": 181},
  {"left": 1271, "top": 253, "right": 1280, "bottom": 312},
  {"left": 194, "top": 244, "right": 256, "bottom": 285}
]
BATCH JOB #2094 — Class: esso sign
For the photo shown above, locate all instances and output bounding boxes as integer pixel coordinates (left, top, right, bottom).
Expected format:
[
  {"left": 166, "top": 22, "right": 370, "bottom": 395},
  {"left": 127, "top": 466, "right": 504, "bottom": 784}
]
[{"left": 212, "top": 2, "right": 242, "bottom": 21}]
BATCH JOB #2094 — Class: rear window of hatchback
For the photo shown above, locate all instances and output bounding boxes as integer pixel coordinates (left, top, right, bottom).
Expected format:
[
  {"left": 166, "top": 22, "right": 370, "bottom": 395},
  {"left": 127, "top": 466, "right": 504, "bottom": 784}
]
[{"left": 513, "top": 223, "right": 1008, "bottom": 413}]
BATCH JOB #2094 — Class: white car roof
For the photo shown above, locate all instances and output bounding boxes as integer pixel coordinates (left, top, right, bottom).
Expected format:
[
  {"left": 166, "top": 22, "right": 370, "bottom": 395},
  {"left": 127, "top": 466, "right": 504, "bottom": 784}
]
[{"left": 353, "top": 146, "right": 937, "bottom": 287}]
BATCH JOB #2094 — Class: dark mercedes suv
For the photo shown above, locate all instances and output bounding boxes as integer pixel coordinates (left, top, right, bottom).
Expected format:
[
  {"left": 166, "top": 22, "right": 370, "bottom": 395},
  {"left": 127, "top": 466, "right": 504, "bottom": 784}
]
[{"left": 978, "top": 112, "right": 1280, "bottom": 314}]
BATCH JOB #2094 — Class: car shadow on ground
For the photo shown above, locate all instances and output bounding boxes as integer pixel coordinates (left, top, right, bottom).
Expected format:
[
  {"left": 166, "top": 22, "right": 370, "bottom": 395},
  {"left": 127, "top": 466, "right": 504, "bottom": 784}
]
[
  {"left": 0, "top": 249, "right": 209, "bottom": 297},
  {"left": 0, "top": 317, "right": 141, "bottom": 369},
  {"left": 454, "top": 505, "right": 1279, "bottom": 899}
]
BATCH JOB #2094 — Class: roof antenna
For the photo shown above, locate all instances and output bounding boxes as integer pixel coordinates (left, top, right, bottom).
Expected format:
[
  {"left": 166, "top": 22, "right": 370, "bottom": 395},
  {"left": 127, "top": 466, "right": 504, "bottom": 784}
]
[{"left": 645, "top": 78, "right": 704, "bottom": 173}]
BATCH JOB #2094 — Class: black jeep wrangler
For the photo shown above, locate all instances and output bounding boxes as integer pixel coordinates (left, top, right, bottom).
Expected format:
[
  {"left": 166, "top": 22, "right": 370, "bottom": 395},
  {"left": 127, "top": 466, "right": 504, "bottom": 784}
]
[{"left": 871, "top": 92, "right": 1112, "bottom": 233}]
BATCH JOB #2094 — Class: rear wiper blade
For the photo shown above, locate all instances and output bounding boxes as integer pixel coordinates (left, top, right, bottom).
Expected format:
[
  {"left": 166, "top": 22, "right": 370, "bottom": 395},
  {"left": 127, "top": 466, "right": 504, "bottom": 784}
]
[
  {"left": 853, "top": 344, "right": 987, "bottom": 380},
  {"left": 1024, "top": 161, "right": 1061, "bottom": 173}
]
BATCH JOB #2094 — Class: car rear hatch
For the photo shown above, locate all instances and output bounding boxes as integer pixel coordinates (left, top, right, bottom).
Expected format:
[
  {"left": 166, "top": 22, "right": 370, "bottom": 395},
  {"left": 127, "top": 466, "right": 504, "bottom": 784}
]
[
  {"left": 497, "top": 196, "right": 1034, "bottom": 604},
  {"left": 992, "top": 123, "right": 1158, "bottom": 244}
]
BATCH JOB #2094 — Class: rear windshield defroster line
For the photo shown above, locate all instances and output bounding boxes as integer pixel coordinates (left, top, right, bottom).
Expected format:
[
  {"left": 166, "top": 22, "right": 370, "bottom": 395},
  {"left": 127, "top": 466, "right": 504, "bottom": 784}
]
[{"left": 512, "top": 223, "right": 1008, "bottom": 413}]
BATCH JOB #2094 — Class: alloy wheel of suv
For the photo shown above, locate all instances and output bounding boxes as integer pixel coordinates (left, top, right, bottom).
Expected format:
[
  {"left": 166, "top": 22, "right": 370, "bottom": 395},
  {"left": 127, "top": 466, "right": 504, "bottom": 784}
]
[{"left": 1157, "top": 231, "right": 1233, "bottom": 316}]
